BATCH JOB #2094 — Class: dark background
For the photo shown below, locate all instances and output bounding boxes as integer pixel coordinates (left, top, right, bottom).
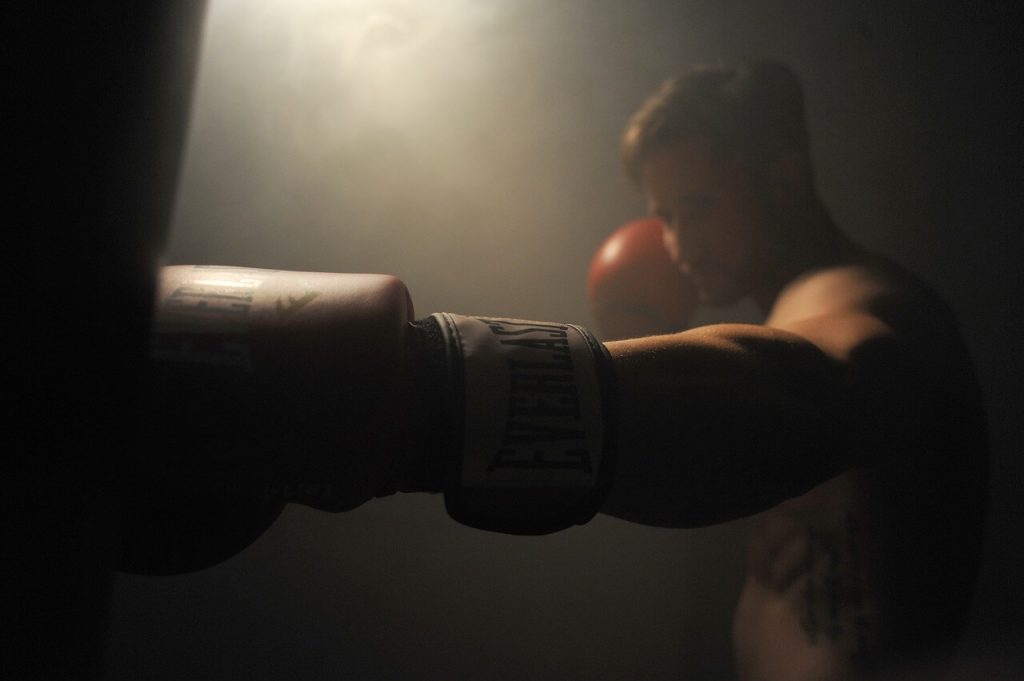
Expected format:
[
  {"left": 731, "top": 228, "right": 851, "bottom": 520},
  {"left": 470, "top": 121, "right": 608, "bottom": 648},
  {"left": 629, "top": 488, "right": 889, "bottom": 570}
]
[{"left": 95, "top": 1, "right": 1020, "bottom": 679}]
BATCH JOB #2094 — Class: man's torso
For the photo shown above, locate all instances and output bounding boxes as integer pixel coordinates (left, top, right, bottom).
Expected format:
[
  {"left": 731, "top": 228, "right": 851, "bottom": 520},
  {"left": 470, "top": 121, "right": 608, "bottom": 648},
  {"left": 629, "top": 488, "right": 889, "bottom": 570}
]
[{"left": 732, "top": 255, "right": 988, "bottom": 679}]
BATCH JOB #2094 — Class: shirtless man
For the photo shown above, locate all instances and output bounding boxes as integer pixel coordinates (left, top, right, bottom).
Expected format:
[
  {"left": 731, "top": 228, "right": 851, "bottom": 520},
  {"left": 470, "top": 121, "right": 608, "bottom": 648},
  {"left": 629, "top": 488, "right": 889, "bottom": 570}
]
[
  {"left": 594, "top": 60, "right": 989, "bottom": 678},
  {"left": 129, "top": 60, "right": 987, "bottom": 681}
]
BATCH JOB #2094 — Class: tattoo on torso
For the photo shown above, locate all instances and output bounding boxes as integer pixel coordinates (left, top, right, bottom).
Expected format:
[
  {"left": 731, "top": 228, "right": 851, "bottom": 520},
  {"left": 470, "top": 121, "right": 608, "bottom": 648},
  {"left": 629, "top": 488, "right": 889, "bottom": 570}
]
[{"left": 797, "top": 509, "right": 875, "bottom": 672}]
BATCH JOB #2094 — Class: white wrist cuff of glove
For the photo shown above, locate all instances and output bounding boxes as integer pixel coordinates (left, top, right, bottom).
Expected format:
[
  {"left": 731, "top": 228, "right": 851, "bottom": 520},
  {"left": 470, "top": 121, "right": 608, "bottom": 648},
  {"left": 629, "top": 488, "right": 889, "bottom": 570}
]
[{"left": 418, "top": 313, "right": 617, "bottom": 534}]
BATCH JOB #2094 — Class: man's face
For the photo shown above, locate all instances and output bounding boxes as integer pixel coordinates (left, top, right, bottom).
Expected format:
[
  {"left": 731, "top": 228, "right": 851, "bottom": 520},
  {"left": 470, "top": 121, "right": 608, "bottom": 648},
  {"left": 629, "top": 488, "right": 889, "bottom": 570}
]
[{"left": 641, "top": 136, "right": 772, "bottom": 306}]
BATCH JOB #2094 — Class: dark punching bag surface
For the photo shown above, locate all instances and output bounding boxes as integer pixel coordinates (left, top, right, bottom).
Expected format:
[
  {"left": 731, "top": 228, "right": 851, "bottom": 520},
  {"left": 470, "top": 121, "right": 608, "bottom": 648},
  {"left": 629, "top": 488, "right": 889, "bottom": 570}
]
[{"left": 7, "top": 5, "right": 207, "bottom": 679}]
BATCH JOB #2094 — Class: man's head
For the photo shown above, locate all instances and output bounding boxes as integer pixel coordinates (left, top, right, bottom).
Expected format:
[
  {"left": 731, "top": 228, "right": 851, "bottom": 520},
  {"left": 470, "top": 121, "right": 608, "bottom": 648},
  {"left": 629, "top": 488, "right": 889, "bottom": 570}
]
[{"left": 621, "top": 60, "right": 817, "bottom": 306}]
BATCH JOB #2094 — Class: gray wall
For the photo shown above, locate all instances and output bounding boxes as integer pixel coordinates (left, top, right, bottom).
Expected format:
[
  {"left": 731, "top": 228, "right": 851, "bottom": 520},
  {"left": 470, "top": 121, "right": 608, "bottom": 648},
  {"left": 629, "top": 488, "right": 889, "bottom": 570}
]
[{"left": 106, "top": 2, "right": 1022, "bottom": 679}]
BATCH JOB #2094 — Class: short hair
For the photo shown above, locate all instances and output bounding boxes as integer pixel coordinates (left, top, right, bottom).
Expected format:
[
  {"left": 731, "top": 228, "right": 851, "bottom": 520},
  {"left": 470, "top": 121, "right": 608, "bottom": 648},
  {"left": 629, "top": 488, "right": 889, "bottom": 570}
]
[{"left": 621, "top": 60, "right": 810, "bottom": 187}]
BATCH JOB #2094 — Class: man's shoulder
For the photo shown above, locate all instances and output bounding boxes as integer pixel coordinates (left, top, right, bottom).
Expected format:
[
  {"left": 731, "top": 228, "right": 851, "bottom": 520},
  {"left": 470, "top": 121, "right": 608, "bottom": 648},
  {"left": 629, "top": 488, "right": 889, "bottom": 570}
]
[
  {"left": 768, "top": 252, "right": 980, "bottom": 402},
  {"left": 768, "top": 254, "right": 955, "bottom": 338}
]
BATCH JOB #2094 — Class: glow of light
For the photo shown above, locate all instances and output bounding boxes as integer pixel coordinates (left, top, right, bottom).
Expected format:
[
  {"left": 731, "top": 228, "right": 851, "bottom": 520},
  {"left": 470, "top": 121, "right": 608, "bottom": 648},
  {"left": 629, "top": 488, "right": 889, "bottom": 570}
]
[{"left": 195, "top": 0, "right": 508, "bottom": 199}]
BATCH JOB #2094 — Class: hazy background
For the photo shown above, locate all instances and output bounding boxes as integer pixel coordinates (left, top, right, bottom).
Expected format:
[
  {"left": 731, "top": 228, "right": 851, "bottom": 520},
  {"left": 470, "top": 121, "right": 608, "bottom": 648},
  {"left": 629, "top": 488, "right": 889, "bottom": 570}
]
[{"left": 106, "top": 1, "right": 1022, "bottom": 679}]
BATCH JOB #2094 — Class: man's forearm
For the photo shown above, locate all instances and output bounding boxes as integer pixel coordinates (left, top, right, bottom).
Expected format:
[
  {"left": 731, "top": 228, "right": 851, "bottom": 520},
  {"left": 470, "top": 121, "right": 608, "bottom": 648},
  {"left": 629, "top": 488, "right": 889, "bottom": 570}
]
[{"left": 602, "top": 325, "right": 849, "bottom": 527}]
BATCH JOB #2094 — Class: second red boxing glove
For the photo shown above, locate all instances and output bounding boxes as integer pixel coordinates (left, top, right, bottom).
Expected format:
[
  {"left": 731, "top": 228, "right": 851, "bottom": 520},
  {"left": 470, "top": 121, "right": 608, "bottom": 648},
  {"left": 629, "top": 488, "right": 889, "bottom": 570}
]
[{"left": 587, "top": 218, "right": 699, "bottom": 341}]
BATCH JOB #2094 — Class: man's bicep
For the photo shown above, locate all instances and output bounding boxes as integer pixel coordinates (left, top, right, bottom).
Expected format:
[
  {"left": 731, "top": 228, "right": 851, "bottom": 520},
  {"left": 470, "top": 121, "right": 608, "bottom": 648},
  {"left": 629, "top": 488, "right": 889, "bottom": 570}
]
[
  {"left": 774, "top": 308, "right": 942, "bottom": 466},
  {"left": 603, "top": 324, "right": 851, "bottom": 527}
]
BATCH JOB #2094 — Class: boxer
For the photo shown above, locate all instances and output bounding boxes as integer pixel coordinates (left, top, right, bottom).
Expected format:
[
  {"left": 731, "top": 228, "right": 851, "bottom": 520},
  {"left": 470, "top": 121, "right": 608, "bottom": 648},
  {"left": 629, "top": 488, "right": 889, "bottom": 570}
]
[{"left": 595, "top": 60, "right": 988, "bottom": 679}]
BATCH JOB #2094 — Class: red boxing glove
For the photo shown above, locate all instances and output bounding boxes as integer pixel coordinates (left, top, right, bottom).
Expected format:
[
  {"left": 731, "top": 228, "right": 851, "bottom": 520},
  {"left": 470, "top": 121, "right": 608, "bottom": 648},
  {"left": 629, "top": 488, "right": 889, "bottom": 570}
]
[
  {"left": 124, "top": 266, "right": 616, "bottom": 574},
  {"left": 123, "top": 266, "right": 419, "bottom": 574},
  {"left": 587, "top": 218, "right": 698, "bottom": 341}
]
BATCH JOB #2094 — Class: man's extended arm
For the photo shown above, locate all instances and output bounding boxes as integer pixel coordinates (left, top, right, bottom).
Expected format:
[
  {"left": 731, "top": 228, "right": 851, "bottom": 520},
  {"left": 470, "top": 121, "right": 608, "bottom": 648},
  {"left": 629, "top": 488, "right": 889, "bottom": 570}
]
[{"left": 601, "top": 312, "right": 897, "bottom": 528}]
